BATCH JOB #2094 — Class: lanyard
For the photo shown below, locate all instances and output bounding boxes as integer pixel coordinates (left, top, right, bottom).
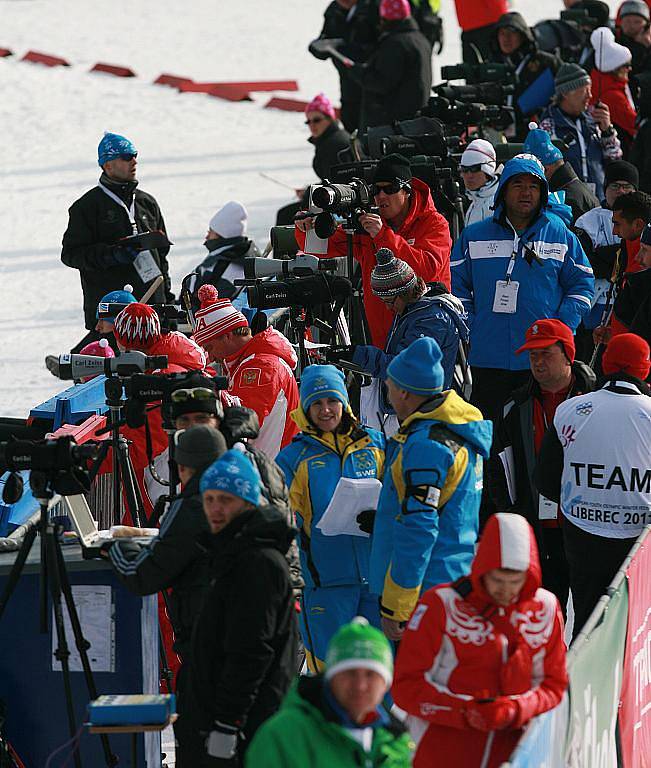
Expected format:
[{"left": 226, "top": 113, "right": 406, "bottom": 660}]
[{"left": 98, "top": 183, "right": 138, "bottom": 235}]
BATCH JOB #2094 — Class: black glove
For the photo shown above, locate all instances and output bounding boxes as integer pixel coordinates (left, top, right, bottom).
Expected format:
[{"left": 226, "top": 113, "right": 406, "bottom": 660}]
[
  {"left": 109, "top": 244, "right": 139, "bottom": 266},
  {"left": 356, "top": 509, "right": 376, "bottom": 535},
  {"left": 325, "top": 345, "right": 355, "bottom": 364}
]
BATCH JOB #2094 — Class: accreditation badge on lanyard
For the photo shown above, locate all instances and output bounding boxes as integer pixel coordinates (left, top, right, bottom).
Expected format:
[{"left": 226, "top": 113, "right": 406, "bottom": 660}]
[
  {"left": 98, "top": 183, "right": 162, "bottom": 283},
  {"left": 493, "top": 250, "right": 519, "bottom": 314}
]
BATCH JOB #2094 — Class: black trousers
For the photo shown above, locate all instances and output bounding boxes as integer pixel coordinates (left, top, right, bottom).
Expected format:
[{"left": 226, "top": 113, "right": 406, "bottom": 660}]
[
  {"left": 562, "top": 517, "right": 636, "bottom": 639},
  {"left": 174, "top": 714, "right": 241, "bottom": 768},
  {"left": 540, "top": 527, "right": 570, "bottom": 615},
  {"left": 471, "top": 367, "right": 531, "bottom": 527}
]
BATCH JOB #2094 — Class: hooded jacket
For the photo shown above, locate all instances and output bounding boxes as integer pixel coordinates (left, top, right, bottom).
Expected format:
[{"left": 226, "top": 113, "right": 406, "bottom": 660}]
[
  {"left": 246, "top": 675, "right": 413, "bottom": 768},
  {"left": 464, "top": 176, "right": 500, "bottom": 226},
  {"left": 392, "top": 513, "right": 568, "bottom": 768},
  {"left": 451, "top": 157, "right": 595, "bottom": 371},
  {"left": 370, "top": 391, "right": 493, "bottom": 622},
  {"left": 590, "top": 69, "right": 638, "bottom": 149},
  {"left": 194, "top": 236, "right": 262, "bottom": 301},
  {"left": 352, "top": 291, "right": 469, "bottom": 412},
  {"left": 295, "top": 178, "right": 452, "bottom": 347},
  {"left": 184, "top": 504, "right": 298, "bottom": 736},
  {"left": 224, "top": 327, "right": 300, "bottom": 458},
  {"left": 276, "top": 406, "right": 385, "bottom": 589}
]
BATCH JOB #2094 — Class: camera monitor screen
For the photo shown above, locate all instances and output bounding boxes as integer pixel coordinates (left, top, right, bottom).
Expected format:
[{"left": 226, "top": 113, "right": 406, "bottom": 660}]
[{"left": 63, "top": 494, "right": 100, "bottom": 547}]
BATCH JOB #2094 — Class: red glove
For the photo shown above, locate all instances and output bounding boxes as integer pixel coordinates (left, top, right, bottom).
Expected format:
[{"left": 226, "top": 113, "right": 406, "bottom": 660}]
[
  {"left": 500, "top": 640, "right": 532, "bottom": 695},
  {"left": 464, "top": 698, "right": 519, "bottom": 731}
]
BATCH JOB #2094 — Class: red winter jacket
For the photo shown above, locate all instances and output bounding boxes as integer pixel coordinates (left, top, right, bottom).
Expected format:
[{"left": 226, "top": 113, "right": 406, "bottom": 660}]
[
  {"left": 392, "top": 513, "right": 568, "bottom": 768},
  {"left": 223, "top": 327, "right": 299, "bottom": 458},
  {"left": 454, "top": 0, "right": 508, "bottom": 31},
  {"left": 295, "top": 178, "right": 452, "bottom": 347},
  {"left": 590, "top": 69, "right": 637, "bottom": 143}
]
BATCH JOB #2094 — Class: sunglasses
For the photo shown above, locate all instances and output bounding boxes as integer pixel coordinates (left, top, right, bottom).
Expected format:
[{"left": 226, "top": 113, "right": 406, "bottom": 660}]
[
  {"left": 170, "top": 387, "right": 216, "bottom": 403},
  {"left": 117, "top": 153, "right": 138, "bottom": 162},
  {"left": 370, "top": 180, "right": 409, "bottom": 196},
  {"left": 460, "top": 163, "right": 483, "bottom": 174},
  {"left": 305, "top": 117, "right": 324, "bottom": 125}
]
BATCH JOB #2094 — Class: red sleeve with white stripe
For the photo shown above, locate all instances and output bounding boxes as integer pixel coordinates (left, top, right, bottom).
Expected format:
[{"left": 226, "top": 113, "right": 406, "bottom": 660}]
[{"left": 392, "top": 590, "right": 471, "bottom": 729}]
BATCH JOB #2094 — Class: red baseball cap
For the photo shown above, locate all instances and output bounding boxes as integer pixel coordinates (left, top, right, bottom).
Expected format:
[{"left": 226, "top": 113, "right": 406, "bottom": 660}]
[
  {"left": 602, "top": 333, "right": 651, "bottom": 380},
  {"left": 516, "top": 319, "right": 576, "bottom": 362}
]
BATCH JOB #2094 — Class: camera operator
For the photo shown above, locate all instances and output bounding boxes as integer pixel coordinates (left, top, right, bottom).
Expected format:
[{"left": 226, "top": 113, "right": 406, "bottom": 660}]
[
  {"left": 616, "top": 0, "right": 651, "bottom": 76},
  {"left": 327, "top": 248, "right": 468, "bottom": 434},
  {"left": 489, "top": 12, "right": 562, "bottom": 140},
  {"left": 107, "top": 425, "right": 227, "bottom": 758},
  {"left": 91, "top": 284, "right": 137, "bottom": 352},
  {"left": 523, "top": 123, "right": 600, "bottom": 222},
  {"left": 460, "top": 139, "right": 500, "bottom": 226},
  {"left": 350, "top": 0, "right": 432, "bottom": 129},
  {"left": 192, "top": 285, "right": 299, "bottom": 458},
  {"left": 540, "top": 64, "right": 623, "bottom": 200},
  {"left": 309, "top": 0, "right": 379, "bottom": 132},
  {"left": 296, "top": 153, "right": 452, "bottom": 347},
  {"left": 192, "top": 201, "right": 262, "bottom": 302},
  {"left": 453, "top": 0, "right": 508, "bottom": 64},
  {"left": 61, "top": 132, "right": 173, "bottom": 352}
]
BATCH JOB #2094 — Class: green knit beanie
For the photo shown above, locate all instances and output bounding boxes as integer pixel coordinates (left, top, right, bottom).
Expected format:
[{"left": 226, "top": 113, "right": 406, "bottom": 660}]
[{"left": 324, "top": 617, "right": 393, "bottom": 687}]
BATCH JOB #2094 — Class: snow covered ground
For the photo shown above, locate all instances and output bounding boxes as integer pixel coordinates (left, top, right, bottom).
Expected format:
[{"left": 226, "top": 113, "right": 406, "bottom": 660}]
[{"left": 1, "top": 0, "right": 618, "bottom": 417}]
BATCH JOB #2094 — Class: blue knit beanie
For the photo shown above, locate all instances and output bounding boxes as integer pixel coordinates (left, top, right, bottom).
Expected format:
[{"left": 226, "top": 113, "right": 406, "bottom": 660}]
[
  {"left": 300, "top": 364, "right": 349, "bottom": 411},
  {"left": 96, "top": 284, "right": 137, "bottom": 321},
  {"left": 523, "top": 123, "right": 563, "bottom": 166},
  {"left": 387, "top": 337, "right": 444, "bottom": 395},
  {"left": 98, "top": 132, "right": 137, "bottom": 167},
  {"left": 199, "top": 449, "right": 261, "bottom": 506}
]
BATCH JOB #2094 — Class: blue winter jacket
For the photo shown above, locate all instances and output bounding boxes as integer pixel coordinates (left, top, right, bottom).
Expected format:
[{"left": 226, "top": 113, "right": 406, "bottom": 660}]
[
  {"left": 369, "top": 391, "right": 492, "bottom": 623},
  {"left": 351, "top": 291, "right": 469, "bottom": 412},
  {"left": 451, "top": 156, "right": 595, "bottom": 371},
  {"left": 540, "top": 104, "right": 621, "bottom": 200},
  {"left": 276, "top": 408, "right": 385, "bottom": 589}
]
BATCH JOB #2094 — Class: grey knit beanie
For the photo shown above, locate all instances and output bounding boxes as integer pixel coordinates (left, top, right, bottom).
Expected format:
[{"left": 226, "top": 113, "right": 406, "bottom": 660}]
[
  {"left": 555, "top": 63, "right": 591, "bottom": 97},
  {"left": 370, "top": 248, "right": 418, "bottom": 298},
  {"left": 174, "top": 424, "right": 227, "bottom": 471}
]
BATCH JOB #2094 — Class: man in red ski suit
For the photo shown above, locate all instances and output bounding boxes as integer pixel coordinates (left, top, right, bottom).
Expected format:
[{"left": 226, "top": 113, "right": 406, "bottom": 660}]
[
  {"left": 392, "top": 512, "right": 568, "bottom": 768},
  {"left": 193, "top": 284, "right": 299, "bottom": 457},
  {"left": 295, "top": 153, "right": 451, "bottom": 347}
]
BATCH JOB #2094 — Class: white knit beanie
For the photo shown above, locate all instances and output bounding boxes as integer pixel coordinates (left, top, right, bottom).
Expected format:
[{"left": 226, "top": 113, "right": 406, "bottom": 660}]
[
  {"left": 208, "top": 200, "right": 248, "bottom": 239},
  {"left": 460, "top": 139, "right": 497, "bottom": 178},
  {"left": 591, "top": 27, "right": 632, "bottom": 73}
]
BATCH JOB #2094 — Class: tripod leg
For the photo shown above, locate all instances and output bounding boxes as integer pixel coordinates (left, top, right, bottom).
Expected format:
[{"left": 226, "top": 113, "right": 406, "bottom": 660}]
[
  {"left": 0, "top": 524, "right": 38, "bottom": 621},
  {"left": 158, "top": 590, "right": 175, "bottom": 695},
  {"left": 117, "top": 440, "right": 143, "bottom": 528},
  {"left": 45, "top": 528, "right": 82, "bottom": 768},
  {"left": 54, "top": 541, "right": 119, "bottom": 767}
]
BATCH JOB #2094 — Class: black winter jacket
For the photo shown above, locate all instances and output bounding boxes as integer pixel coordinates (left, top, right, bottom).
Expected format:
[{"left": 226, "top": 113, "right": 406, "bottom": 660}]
[
  {"left": 62, "top": 173, "right": 172, "bottom": 329},
  {"left": 488, "top": 362, "right": 595, "bottom": 556},
  {"left": 107, "top": 474, "right": 210, "bottom": 660},
  {"left": 309, "top": 122, "right": 351, "bottom": 182},
  {"left": 629, "top": 118, "right": 651, "bottom": 196},
  {"left": 354, "top": 17, "right": 432, "bottom": 128},
  {"left": 614, "top": 267, "right": 651, "bottom": 345},
  {"left": 191, "top": 236, "right": 261, "bottom": 301},
  {"left": 221, "top": 406, "right": 304, "bottom": 590},
  {"left": 548, "top": 162, "right": 600, "bottom": 223},
  {"left": 185, "top": 505, "right": 298, "bottom": 736}
]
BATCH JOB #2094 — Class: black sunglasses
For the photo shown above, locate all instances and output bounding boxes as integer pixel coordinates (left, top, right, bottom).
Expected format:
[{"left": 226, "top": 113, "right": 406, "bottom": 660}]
[
  {"left": 117, "top": 153, "right": 138, "bottom": 162},
  {"left": 460, "top": 163, "right": 483, "bottom": 174},
  {"left": 305, "top": 117, "right": 324, "bottom": 125},
  {"left": 370, "top": 180, "right": 409, "bottom": 196}
]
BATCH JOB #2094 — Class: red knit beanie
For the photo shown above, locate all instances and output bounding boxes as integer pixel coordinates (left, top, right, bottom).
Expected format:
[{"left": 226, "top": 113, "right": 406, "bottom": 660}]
[
  {"left": 380, "top": 0, "right": 411, "bottom": 20},
  {"left": 113, "top": 303, "right": 161, "bottom": 350},
  {"left": 602, "top": 333, "right": 651, "bottom": 380},
  {"left": 193, "top": 285, "right": 248, "bottom": 347}
]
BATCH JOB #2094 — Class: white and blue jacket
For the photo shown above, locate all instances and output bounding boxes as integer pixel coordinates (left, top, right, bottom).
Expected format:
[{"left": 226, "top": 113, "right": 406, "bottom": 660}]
[{"left": 451, "top": 156, "right": 595, "bottom": 371}]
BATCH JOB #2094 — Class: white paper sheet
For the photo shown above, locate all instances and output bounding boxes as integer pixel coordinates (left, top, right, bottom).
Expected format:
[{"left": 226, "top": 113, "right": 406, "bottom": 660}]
[
  {"left": 498, "top": 446, "right": 517, "bottom": 505},
  {"left": 317, "top": 477, "right": 382, "bottom": 538},
  {"left": 52, "top": 585, "right": 115, "bottom": 673}
]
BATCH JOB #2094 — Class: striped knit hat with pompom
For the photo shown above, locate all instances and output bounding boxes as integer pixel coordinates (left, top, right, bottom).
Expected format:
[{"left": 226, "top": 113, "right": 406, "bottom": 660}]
[
  {"left": 113, "top": 303, "right": 161, "bottom": 350},
  {"left": 370, "top": 248, "right": 418, "bottom": 298},
  {"left": 193, "top": 284, "right": 249, "bottom": 346}
]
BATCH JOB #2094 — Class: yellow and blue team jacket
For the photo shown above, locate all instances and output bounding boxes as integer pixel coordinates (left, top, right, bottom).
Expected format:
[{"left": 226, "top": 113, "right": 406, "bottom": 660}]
[
  {"left": 369, "top": 391, "right": 493, "bottom": 623},
  {"left": 276, "top": 408, "right": 385, "bottom": 589}
]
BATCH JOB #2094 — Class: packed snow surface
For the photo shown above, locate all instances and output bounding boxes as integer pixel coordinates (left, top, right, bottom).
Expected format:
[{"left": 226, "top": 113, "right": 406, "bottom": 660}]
[{"left": 1, "top": 0, "right": 619, "bottom": 416}]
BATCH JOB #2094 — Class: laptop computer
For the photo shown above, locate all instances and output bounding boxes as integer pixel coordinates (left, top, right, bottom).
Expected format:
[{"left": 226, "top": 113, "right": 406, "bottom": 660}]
[{"left": 63, "top": 495, "right": 155, "bottom": 558}]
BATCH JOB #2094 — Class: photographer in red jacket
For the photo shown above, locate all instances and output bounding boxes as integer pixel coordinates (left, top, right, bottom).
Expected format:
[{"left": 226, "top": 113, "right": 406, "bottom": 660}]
[
  {"left": 393, "top": 513, "right": 568, "bottom": 768},
  {"left": 296, "top": 153, "right": 452, "bottom": 347}
]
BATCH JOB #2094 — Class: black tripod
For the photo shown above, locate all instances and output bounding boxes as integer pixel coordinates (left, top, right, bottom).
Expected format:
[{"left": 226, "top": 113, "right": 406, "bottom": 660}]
[{"left": 0, "top": 472, "right": 118, "bottom": 768}]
